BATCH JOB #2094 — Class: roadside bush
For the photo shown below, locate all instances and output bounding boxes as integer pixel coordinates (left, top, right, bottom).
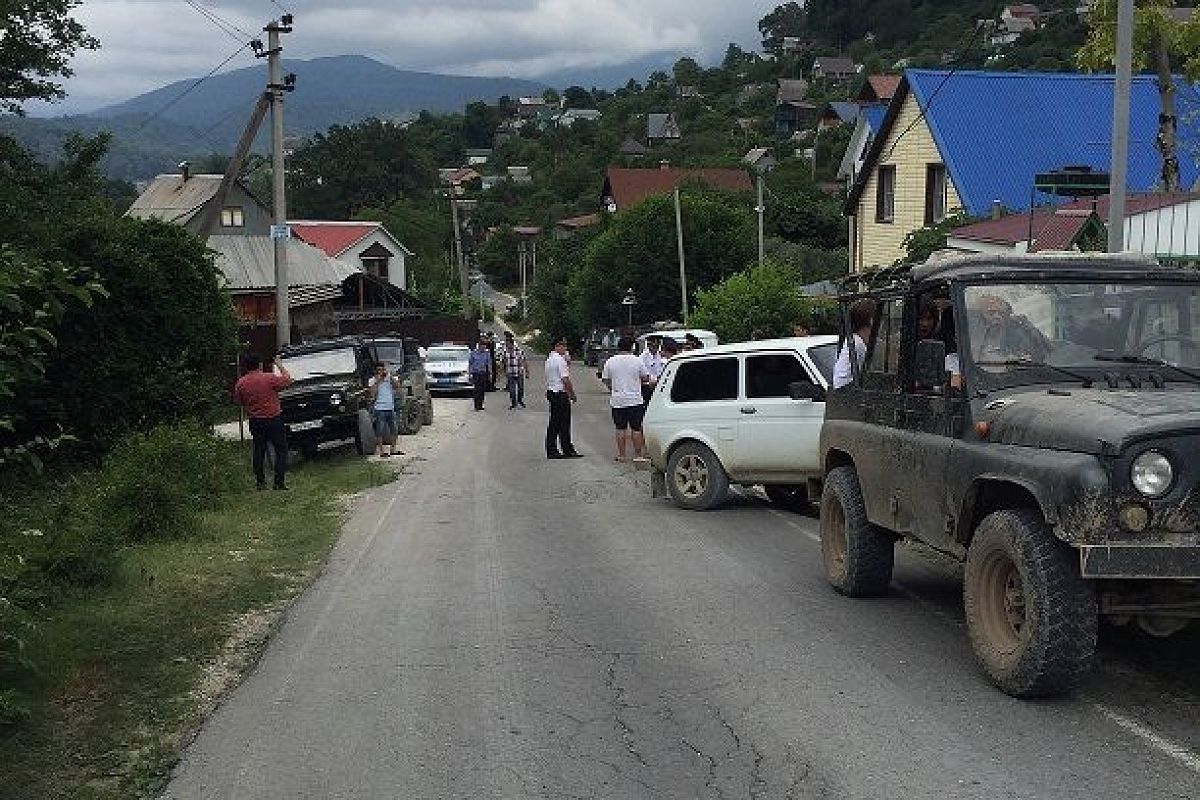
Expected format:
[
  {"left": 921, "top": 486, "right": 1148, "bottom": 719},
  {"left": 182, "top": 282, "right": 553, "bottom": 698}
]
[{"left": 97, "top": 423, "right": 242, "bottom": 544}]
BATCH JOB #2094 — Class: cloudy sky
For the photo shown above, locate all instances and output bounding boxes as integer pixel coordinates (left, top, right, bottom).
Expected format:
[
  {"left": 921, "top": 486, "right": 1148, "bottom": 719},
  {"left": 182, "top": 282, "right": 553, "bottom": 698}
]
[{"left": 42, "top": 0, "right": 778, "bottom": 114}]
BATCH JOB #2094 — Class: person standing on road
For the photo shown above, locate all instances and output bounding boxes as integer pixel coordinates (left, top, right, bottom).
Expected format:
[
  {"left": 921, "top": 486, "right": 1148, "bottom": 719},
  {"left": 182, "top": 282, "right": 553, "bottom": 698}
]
[
  {"left": 501, "top": 331, "right": 530, "bottom": 409},
  {"left": 545, "top": 336, "right": 582, "bottom": 459},
  {"left": 639, "top": 335, "right": 664, "bottom": 406},
  {"left": 602, "top": 336, "right": 650, "bottom": 462},
  {"left": 485, "top": 331, "right": 499, "bottom": 391},
  {"left": 232, "top": 353, "right": 293, "bottom": 490},
  {"left": 368, "top": 362, "right": 402, "bottom": 457},
  {"left": 469, "top": 339, "right": 491, "bottom": 411}
]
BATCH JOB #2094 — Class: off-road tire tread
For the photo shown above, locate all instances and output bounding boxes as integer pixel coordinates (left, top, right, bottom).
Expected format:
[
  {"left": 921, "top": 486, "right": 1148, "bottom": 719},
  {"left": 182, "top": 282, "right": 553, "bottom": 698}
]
[
  {"left": 422, "top": 398, "right": 434, "bottom": 426},
  {"left": 821, "top": 466, "right": 894, "bottom": 597},
  {"left": 398, "top": 400, "right": 423, "bottom": 435},
  {"left": 665, "top": 441, "right": 729, "bottom": 511},
  {"left": 964, "top": 509, "right": 1097, "bottom": 698}
]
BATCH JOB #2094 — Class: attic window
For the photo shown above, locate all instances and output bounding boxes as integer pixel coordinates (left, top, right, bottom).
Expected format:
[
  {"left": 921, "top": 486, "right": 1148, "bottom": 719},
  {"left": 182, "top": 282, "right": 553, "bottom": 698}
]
[{"left": 220, "top": 207, "right": 245, "bottom": 228}]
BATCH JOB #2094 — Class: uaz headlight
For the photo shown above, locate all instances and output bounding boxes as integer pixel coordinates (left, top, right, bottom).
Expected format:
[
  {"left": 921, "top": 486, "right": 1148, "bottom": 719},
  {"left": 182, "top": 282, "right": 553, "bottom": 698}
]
[{"left": 1131, "top": 450, "right": 1173, "bottom": 498}]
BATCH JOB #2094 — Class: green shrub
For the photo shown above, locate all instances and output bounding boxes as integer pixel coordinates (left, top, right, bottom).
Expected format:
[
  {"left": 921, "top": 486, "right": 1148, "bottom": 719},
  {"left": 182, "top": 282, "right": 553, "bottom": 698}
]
[{"left": 98, "top": 423, "right": 241, "bottom": 544}]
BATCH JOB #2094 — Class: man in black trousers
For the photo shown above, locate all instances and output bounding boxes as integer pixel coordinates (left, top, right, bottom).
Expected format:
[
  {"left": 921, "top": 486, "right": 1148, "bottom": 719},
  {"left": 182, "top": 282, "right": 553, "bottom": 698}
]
[
  {"left": 468, "top": 338, "right": 491, "bottom": 411},
  {"left": 544, "top": 336, "right": 582, "bottom": 459}
]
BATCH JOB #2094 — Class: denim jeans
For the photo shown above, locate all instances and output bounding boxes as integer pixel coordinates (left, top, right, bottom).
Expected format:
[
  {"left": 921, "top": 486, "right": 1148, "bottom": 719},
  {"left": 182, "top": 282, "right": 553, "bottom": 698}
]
[{"left": 506, "top": 374, "right": 525, "bottom": 407}]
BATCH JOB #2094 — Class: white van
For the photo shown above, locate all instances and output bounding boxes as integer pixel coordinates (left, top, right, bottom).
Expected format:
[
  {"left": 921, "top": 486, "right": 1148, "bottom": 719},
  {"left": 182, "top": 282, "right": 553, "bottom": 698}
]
[{"left": 642, "top": 336, "right": 838, "bottom": 510}]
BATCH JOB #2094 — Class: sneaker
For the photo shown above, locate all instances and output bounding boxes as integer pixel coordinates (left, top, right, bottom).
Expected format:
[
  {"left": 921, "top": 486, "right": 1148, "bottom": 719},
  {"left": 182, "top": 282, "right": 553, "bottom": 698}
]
[
  {"left": 547, "top": 452, "right": 564, "bottom": 459},
  {"left": 563, "top": 451, "right": 584, "bottom": 458}
]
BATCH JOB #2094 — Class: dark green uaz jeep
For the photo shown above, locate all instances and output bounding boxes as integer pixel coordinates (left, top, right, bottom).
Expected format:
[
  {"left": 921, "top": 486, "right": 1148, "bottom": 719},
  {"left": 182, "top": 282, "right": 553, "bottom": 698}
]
[
  {"left": 819, "top": 253, "right": 1200, "bottom": 698},
  {"left": 275, "top": 337, "right": 378, "bottom": 458}
]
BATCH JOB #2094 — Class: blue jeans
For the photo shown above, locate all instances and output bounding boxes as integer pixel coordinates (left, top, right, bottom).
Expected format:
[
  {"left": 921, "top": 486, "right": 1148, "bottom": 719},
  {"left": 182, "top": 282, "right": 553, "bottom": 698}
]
[{"left": 506, "top": 374, "right": 525, "bottom": 407}]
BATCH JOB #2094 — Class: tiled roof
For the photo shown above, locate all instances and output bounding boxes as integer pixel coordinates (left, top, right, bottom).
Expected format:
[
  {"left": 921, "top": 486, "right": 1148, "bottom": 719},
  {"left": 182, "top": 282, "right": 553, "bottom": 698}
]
[
  {"left": 289, "top": 222, "right": 378, "bottom": 257},
  {"left": 949, "top": 193, "right": 1200, "bottom": 250},
  {"left": 776, "top": 78, "right": 808, "bottom": 104},
  {"left": 815, "top": 56, "right": 857, "bottom": 74},
  {"left": 865, "top": 75, "right": 900, "bottom": 101},
  {"left": 847, "top": 70, "right": 1200, "bottom": 217},
  {"left": 602, "top": 167, "right": 752, "bottom": 211}
]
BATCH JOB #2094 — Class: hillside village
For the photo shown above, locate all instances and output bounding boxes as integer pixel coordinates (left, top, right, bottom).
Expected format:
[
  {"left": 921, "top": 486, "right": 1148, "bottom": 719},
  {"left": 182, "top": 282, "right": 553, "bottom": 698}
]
[
  {"left": 7, "top": 3, "right": 1200, "bottom": 797},
  {"left": 106, "top": 0, "right": 1200, "bottom": 349}
]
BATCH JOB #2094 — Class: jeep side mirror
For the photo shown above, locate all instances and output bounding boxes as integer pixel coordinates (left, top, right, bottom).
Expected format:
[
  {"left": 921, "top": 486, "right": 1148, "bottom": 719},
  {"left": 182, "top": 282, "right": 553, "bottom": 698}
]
[
  {"left": 915, "top": 339, "right": 948, "bottom": 387},
  {"left": 788, "top": 381, "right": 825, "bottom": 401}
]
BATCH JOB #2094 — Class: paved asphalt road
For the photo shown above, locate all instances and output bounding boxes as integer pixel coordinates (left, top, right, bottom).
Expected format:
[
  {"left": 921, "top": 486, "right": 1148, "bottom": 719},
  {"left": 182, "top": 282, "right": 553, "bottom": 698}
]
[{"left": 165, "top": 364, "right": 1200, "bottom": 799}]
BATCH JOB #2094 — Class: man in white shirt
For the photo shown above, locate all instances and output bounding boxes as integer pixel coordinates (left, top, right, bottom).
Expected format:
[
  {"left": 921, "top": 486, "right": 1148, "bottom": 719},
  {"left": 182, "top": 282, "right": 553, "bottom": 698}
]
[
  {"left": 544, "top": 336, "right": 581, "bottom": 459},
  {"left": 832, "top": 298, "right": 877, "bottom": 389},
  {"left": 639, "top": 335, "right": 664, "bottom": 406},
  {"left": 602, "top": 336, "right": 650, "bottom": 462}
]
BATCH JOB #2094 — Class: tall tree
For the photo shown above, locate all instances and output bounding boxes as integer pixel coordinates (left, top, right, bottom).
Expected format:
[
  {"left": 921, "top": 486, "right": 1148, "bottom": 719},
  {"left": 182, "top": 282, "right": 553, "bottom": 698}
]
[
  {"left": 1079, "top": 1, "right": 1200, "bottom": 191},
  {"left": 0, "top": 0, "right": 98, "bottom": 113}
]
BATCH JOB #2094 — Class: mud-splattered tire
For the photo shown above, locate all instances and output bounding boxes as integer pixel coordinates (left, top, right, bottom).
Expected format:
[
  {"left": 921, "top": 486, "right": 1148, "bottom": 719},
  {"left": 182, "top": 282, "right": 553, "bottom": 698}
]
[
  {"left": 398, "top": 400, "right": 423, "bottom": 435},
  {"left": 820, "top": 466, "right": 894, "bottom": 597},
  {"left": 964, "top": 509, "right": 1097, "bottom": 698},
  {"left": 764, "top": 484, "right": 809, "bottom": 511},
  {"left": 665, "top": 441, "right": 729, "bottom": 511},
  {"left": 422, "top": 397, "right": 434, "bottom": 426},
  {"left": 355, "top": 409, "right": 376, "bottom": 456}
]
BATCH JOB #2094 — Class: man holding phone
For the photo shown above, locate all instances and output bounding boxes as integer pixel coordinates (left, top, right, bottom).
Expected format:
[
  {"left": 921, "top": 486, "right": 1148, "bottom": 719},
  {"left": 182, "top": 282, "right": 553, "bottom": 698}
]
[{"left": 233, "top": 352, "right": 293, "bottom": 490}]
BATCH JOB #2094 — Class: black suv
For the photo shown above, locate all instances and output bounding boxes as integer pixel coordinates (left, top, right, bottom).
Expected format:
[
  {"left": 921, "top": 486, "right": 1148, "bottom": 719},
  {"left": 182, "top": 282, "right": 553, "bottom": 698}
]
[
  {"left": 363, "top": 335, "right": 433, "bottom": 432},
  {"left": 276, "top": 337, "right": 378, "bottom": 458},
  {"left": 819, "top": 253, "right": 1200, "bottom": 698}
]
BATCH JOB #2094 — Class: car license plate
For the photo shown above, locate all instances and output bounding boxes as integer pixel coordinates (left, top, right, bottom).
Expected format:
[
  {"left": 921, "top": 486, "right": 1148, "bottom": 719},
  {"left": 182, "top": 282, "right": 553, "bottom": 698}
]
[{"left": 289, "top": 419, "right": 322, "bottom": 432}]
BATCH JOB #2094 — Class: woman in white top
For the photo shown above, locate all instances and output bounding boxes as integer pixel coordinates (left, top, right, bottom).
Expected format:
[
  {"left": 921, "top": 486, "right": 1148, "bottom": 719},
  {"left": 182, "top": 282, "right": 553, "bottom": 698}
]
[{"left": 832, "top": 298, "right": 877, "bottom": 389}]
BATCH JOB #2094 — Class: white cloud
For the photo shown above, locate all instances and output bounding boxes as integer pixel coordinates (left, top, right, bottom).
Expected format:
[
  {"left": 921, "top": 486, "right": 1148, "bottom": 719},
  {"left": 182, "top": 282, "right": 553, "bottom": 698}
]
[{"left": 35, "top": 0, "right": 774, "bottom": 114}]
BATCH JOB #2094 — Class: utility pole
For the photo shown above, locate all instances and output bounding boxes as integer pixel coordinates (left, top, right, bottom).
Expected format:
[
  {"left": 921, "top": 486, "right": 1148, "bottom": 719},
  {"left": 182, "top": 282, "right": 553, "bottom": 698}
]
[
  {"left": 263, "top": 15, "right": 295, "bottom": 348},
  {"left": 674, "top": 187, "right": 688, "bottom": 323},
  {"left": 518, "top": 242, "right": 527, "bottom": 318},
  {"left": 756, "top": 174, "right": 765, "bottom": 268},
  {"left": 1108, "top": 0, "right": 1134, "bottom": 252},
  {"left": 449, "top": 183, "right": 470, "bottom": 318}
]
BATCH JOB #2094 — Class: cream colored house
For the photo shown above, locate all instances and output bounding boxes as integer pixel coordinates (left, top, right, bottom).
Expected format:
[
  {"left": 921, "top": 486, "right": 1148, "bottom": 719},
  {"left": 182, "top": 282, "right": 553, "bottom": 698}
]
[
  {"left": 844, "top": 81, "right": 960, "bottom": 271},
  {"left": 843, "top": 69, "right": 1200, "bottom": 272}
]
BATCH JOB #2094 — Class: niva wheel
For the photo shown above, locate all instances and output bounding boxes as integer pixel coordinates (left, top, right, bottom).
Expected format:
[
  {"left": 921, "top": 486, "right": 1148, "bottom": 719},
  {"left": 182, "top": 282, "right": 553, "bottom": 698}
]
[
  {"left": 665, "top": 442, "right": 729, "bottom": 511},
  {"left": 964, "top": 509, "right": 1097, "bottom": 698}
]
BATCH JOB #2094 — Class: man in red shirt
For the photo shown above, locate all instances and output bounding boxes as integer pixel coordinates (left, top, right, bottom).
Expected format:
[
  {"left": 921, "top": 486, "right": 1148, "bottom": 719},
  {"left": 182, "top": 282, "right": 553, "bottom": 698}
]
[{"left": 232, "top": 353, "right": 293, "bottom": 489}]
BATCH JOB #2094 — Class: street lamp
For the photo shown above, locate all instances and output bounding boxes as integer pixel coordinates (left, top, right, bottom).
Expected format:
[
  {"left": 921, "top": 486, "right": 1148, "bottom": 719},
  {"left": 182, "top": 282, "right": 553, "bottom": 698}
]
[{"left": 621, "top": 287, "right": 637, "bottom": 327}]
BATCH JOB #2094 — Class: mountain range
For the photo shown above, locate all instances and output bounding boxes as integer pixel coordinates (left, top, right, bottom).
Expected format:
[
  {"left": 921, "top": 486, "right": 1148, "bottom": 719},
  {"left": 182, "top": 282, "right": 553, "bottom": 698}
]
[{"left": 0, "top": 54, "right": 673, "bottom": 182}]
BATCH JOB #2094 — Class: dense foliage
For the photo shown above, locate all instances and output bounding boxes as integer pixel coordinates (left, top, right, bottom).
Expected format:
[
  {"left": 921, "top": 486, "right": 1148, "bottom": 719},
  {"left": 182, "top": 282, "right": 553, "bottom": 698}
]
[
  {"left": 691, "top": 260, "right": 835, "bottom": 342},
  {"left": 0, "top": 133, "right": 237, "bottom": 460},
  {"left": 0, "top": 0, "right": 98, "bottom": 113}
]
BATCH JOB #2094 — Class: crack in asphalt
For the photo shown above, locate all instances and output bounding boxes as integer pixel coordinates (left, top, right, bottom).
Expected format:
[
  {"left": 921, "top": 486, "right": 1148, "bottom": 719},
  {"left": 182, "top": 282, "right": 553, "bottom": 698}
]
[
  {"left": 606, "top": 653, "right": 650, "bottom": 768},
  {"left": 681, "top": 736, "right": 725, "bottom": 799}
]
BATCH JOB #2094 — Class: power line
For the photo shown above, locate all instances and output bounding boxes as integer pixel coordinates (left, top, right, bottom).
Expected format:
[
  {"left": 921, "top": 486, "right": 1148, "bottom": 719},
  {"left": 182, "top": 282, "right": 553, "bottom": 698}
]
[
  {"left": 881, "top": 20, "right": 987, "bottom": 163},
  {"left": 184, "top": 0, "right": 257, "bottom": 43},
  {"left": 133, "top": 40, "right": 254, "bottom": 135}
]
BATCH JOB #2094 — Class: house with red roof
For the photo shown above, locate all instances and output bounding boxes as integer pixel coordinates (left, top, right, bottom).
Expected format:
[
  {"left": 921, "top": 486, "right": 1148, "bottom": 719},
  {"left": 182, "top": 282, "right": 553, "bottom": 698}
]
[
  {"left": 289, "top": 220, "right": 414, "bottom": 290},
  {"left": 946, "top": 193, "right": 1200, "bottom": 259},
  {"left": 600, "top": 165, "right": 752, "bottom": 213}
]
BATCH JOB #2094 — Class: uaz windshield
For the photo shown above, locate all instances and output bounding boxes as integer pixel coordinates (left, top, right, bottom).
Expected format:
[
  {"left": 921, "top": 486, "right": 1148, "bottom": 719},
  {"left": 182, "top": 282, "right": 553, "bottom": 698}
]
[
  {"left": 279, "top": 348, "right": 358, "bottom": 381},
  {"left": 963, "top": 282, "right": 1200, "bottom": 379}
]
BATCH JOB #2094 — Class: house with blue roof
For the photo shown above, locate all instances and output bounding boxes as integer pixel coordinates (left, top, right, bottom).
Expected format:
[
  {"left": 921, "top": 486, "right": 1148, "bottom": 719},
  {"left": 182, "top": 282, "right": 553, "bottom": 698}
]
[
  {"left": 843, "top": 69, "right": 1200, "bottom": 271},
  {"left": 836, "top": 103, "right": 888, "bottom": 185}
]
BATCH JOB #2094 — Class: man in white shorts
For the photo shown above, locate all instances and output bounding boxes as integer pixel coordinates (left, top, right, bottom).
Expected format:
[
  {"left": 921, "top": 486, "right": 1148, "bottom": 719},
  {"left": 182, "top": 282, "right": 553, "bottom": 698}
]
[{"left": 601, "top": 336, "right": 650, "bottom": 462}]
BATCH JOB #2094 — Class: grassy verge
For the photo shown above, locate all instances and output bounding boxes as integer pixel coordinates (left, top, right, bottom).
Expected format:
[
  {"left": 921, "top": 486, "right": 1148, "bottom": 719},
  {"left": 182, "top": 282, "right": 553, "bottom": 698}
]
[{"left": 0, "top": 445, "right": 393, "bottom": 799}]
